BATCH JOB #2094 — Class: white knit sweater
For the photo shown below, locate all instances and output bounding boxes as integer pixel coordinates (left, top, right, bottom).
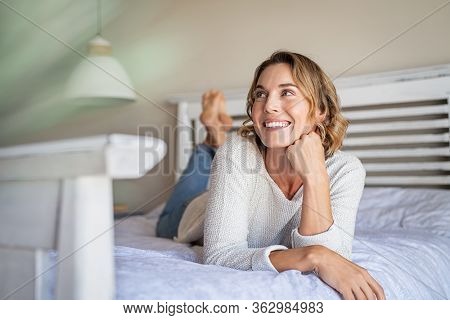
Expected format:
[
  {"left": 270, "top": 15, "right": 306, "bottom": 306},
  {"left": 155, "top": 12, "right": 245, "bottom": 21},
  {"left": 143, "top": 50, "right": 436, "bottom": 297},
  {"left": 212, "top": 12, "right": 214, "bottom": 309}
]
[{"left": 202, "top": 133, "right": 366, "bottom": 272}]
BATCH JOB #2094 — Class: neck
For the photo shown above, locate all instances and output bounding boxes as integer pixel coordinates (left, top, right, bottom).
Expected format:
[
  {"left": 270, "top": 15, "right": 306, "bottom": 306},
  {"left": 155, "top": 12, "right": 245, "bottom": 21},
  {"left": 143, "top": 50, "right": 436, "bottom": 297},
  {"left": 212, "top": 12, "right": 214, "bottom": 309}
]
[
  {"left": 264, "top": 147, "right": 298, "bottom": 179},
  {"left": 264, "top": 147, "right": 303, "bottom": 200}
]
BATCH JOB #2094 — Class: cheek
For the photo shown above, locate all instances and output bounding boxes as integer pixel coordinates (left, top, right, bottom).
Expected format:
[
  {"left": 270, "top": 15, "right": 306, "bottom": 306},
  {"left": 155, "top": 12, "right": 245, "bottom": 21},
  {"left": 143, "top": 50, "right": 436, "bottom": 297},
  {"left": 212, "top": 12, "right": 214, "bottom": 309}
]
[
  {"left": 292, "top": 113, "right": 315, "bottom": 132},
  {"left": 291, "top": 111, "right": 308, "bottom": 124},
  {"left": 250, "top": 107, "right": 261, "bottom": 124},
  {"left": 250, "top": 110, "right": 261, "bottom": 131}
]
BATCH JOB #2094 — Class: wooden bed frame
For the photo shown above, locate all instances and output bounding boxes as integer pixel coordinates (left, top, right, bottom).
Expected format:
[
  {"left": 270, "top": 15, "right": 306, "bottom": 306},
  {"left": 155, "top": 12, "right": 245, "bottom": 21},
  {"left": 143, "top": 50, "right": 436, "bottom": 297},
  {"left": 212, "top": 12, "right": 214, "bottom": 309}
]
[{"left": 0, "top": 64, "right": 449, "bottom": 300}]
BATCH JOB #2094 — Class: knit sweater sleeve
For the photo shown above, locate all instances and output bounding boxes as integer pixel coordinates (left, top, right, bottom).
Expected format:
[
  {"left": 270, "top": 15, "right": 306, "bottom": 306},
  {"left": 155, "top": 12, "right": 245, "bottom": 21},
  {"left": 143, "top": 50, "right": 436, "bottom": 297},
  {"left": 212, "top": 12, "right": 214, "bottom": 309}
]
[
  {"left": 290, "top": 153, "right": 366, "bottom": 260},
  {"left": 203, "top": 137, "right": 287, "bottom": 272}
]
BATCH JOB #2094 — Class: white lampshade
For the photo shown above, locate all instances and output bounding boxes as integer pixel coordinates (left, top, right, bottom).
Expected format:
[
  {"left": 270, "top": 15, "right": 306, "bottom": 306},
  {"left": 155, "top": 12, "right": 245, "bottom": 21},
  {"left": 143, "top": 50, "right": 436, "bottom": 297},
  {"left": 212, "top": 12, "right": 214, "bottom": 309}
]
[{"left": 66, "top": 36, "right": 136, "bottom": 103}]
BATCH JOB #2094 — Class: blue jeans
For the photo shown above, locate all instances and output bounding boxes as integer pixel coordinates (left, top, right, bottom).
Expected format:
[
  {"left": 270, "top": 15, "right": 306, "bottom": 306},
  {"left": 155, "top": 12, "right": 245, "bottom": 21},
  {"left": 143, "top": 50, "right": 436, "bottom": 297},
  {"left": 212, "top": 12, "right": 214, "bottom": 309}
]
[{"left": 156, "top": 143, "right": 217, "bottom": 238}]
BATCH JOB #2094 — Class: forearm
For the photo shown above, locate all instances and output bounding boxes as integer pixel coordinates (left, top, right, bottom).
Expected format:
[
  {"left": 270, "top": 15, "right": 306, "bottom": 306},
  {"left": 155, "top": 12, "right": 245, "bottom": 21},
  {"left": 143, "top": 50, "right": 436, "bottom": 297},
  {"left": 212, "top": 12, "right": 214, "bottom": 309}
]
[
  {"left": 269, "top": 246, "right": 321, "bottom": 273},
  {"left": 298, "top": 172, "right": 333, "bottom": 236}
]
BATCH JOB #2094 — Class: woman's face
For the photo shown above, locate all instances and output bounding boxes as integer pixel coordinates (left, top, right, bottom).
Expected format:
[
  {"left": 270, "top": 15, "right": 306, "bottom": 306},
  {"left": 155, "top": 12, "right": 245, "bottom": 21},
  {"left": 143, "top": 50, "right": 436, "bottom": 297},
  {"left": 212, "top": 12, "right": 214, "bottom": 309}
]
[{"left": 251, "top": 63, "right": 320, "bottom": 148}]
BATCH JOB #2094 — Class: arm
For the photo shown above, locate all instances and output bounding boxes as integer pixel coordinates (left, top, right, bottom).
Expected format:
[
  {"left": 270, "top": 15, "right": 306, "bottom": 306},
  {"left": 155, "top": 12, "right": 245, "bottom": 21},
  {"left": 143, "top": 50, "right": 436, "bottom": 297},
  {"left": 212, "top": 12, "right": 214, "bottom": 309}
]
[
  {"left": 269, "top": 246, "right": 385, "bottom": 300},
  {"left": 287, "top": 132, "right": 365, "bottom": 259},
  {"left": 299, "top": 170, "right": 332, "bottom": 235},
  {"left": 287, "top": 132, "right": 333, "bottom": 236},
  {"left": 284, "top": 132, "right": 383, "bottom": 300}
]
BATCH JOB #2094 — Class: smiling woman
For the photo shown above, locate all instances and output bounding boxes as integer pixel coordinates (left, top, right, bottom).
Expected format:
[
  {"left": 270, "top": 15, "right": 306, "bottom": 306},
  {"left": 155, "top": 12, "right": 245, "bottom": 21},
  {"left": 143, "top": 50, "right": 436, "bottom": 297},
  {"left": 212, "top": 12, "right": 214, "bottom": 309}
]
[
  {"left": 156, "top": 50, "right": 384, "bottom": 300},
  {"left": 242, "top": 51, "right": 348, "bottom": 157},
  {"left": 251, "top": 64, "right": 312, "bottom": 148}
]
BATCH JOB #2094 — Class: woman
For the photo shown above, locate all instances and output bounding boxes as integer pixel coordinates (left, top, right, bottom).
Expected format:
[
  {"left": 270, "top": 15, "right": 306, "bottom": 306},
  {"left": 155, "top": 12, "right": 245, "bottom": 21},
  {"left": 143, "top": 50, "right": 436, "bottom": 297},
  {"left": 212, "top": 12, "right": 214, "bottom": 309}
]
[{"left": 157, "top": 51, "right": 385, "bottom": 300}]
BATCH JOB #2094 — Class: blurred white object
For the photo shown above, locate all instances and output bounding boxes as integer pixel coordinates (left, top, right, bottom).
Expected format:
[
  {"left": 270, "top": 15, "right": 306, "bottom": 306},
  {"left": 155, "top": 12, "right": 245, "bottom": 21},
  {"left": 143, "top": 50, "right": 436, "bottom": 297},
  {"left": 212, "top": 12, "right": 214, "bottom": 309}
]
[
  {"left": 0, "top": 134, "right": 166, "bottom": 299},
  {"left": 65, "top": 36, "right": 136, "bottom": 103},
  {"left": 0, "top": 134, "right": 166, "bottom": 179}
]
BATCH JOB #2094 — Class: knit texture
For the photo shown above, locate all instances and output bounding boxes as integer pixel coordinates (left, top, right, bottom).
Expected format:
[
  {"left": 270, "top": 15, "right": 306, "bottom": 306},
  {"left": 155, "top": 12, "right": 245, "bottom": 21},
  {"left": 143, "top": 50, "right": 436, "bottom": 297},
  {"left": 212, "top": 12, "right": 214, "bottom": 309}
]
[{"left": 202, "top": 133, "right": 366, "bottom": 272}]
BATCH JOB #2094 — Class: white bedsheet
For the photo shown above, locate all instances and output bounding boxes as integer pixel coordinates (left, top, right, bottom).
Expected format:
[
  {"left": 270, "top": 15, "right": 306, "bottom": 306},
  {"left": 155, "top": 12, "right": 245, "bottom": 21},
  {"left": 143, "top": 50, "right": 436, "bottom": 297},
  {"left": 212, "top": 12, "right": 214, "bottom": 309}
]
[{"left": 114, "top": 187, "right": 450, "bottom": 300}]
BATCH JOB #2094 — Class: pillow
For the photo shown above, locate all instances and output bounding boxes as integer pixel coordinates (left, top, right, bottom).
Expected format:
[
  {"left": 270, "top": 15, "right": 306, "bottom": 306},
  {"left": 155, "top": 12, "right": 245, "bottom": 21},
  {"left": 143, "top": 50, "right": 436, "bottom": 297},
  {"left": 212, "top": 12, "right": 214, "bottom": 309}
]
[
  {"left": 175, "top": 192, "right": 209, "bottom": 244},
  {"left": 356, "top": 187, "right": 450, "bottom": 238}
]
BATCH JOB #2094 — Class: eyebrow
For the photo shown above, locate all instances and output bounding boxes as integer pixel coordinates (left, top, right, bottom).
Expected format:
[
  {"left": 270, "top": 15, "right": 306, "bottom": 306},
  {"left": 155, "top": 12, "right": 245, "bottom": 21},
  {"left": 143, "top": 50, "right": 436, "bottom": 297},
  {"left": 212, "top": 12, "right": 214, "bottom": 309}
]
[{"left": 255, "top": 83, "right": 299, "bottom": 90}]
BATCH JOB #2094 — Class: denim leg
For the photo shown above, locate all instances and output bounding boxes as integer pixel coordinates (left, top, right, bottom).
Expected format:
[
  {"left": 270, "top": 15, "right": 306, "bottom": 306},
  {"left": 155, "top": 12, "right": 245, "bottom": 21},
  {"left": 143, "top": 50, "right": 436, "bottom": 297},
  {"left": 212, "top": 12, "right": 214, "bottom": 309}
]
[{"left": 156, "top": 143, "right": 217, "bottom": 238}]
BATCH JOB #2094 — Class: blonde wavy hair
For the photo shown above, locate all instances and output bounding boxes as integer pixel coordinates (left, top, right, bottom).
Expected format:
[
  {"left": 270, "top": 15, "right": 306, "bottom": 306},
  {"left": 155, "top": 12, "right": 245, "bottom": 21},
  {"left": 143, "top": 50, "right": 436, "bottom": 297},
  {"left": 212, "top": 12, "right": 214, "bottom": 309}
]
[{"left": 238, "top": 51, "right": 348, "bottom": 158}]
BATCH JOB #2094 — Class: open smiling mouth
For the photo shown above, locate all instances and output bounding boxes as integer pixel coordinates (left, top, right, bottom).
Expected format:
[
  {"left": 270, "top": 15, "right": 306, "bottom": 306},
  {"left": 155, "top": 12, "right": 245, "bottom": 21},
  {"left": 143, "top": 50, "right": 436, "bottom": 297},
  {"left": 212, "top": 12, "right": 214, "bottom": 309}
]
[{"left": 263, "top": 121, "right": 291, "bottom": 129}]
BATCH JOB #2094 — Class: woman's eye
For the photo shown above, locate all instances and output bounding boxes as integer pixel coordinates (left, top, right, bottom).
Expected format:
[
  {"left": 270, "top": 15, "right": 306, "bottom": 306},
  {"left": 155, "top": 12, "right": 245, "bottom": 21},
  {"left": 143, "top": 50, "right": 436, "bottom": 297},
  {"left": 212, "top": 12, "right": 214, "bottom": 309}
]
[
  {"left": 253, "top": 90, "right": 267, "bottom": 100},
  {"left": 281, "top": 90, "right": 294, "bottom": 97}
]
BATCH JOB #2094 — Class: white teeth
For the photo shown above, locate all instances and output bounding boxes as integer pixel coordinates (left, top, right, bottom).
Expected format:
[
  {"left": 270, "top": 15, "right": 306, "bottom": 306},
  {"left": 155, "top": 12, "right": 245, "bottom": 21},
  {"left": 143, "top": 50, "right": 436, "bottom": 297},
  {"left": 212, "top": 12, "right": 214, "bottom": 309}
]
[{"left": 265, "top": 121, "right": 290, "bottom": 128}]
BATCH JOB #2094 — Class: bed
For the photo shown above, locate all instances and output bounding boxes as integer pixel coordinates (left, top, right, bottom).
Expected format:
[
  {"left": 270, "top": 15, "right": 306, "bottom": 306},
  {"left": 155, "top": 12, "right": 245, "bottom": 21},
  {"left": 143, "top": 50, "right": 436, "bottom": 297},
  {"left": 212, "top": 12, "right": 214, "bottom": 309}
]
[
  {"left": 1, "top": 63, "right": 449, "bottom": 300},
  {"left": 113, "top": 186, "right": 450, "bottom": 299}
]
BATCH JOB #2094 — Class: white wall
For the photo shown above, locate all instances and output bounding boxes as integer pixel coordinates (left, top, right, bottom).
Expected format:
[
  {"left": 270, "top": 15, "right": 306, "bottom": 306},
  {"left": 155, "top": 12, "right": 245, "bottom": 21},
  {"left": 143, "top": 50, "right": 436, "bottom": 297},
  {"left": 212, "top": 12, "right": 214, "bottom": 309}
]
[{"left": 1, "top": 0, "right": 449, "bottom": 211}]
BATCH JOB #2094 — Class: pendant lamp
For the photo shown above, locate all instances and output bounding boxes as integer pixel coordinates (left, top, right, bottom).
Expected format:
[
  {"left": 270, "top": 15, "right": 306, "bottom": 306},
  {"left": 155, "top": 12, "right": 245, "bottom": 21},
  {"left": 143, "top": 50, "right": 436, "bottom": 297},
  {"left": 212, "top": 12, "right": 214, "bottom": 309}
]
[{"left": 65, "top": 0, "right": 136, "bottom": 103}]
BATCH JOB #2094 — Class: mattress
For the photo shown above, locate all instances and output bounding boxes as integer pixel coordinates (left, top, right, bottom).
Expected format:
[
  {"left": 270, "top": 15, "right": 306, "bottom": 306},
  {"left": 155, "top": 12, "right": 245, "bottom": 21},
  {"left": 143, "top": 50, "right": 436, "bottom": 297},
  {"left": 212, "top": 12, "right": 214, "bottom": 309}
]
[{"left": 113, "top": 187, "right": 450, "bottom": 299}]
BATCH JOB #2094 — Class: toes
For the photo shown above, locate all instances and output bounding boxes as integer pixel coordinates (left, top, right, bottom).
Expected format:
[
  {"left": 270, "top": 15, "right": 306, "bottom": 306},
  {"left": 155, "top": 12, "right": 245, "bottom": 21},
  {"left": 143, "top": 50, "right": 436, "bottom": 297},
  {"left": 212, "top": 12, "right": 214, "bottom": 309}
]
[
  {"left": 202, "top": 90, "right": 214, "bottom": 103},
  {"left": 201, "top": 91, "right": 231, "bottom": 131}
]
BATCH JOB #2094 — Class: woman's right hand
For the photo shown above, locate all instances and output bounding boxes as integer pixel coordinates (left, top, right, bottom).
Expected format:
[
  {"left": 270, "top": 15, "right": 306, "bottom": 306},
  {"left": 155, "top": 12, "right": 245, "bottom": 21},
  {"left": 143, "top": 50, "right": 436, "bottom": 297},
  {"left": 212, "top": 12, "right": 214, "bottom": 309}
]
[{"left": 313, "top": 246, "right": 385, "bottom": 300}]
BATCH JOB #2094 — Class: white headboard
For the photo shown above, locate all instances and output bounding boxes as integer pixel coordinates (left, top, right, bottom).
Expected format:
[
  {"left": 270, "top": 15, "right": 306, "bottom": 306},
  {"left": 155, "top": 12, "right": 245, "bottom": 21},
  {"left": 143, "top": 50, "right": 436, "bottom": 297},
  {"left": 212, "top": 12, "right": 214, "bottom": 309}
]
[{"left": 169, "top": 64, "right": 450, "bottom": 187}]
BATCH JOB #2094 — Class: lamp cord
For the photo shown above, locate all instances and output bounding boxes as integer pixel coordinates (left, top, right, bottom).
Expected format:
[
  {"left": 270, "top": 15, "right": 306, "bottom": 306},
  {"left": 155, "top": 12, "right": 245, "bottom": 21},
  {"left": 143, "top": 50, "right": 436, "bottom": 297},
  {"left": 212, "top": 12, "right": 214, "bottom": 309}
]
[{"left": 97, "top": 0, "right": 102, "bottom": 36}]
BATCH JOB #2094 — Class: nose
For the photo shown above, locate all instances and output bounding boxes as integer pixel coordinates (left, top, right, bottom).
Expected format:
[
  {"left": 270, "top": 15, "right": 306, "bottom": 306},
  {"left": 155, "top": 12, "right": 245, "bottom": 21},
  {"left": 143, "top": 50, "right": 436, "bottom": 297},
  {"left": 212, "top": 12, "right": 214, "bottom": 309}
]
[{"left": 264, "top": 95, "right": 281, "bottom": 114}]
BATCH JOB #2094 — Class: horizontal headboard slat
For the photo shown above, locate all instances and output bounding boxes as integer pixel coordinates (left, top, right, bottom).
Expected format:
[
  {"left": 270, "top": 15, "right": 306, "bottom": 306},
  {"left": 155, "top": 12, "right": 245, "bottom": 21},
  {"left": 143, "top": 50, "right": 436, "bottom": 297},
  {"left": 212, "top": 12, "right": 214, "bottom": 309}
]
[
  {"left": 344, "top": 133, "right": 449, "bottom": 146},
  {"left": 347, "top": 119, "right": 449, "bottom": 133},
  {"left": 350, "top": 147, "right": 450, "bottom": 158},
  {"left": 364, "top": 162, "right": 450, "bottom": 171},
  {"left": 343, "top": 104, "right": 448, "bottom": 120},
  {"left": 366, "top": 176, "right": 450, "bottom": 185},
  {"left": 338, "top": 77, "right": 450, "bottom": 107}
]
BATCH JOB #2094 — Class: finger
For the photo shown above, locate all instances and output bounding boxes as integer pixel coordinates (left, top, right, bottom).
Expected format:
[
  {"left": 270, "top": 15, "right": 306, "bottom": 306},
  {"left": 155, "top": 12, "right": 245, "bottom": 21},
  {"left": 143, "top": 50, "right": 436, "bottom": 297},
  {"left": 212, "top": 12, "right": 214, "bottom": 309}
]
[
  {"left": 360, "top": 282, "right": 377, "bottom": 300},
  {"left": 306, "top": 131, "right": 324, "bottom": 146},
  {"left": 341, "top": 290, "right": 355, "bottom": 300},
  {"left": 289, "top": 139, "right": 299, "bottom": 148},
  {"left": 366, "top": 274, "right": 386, "bottom": 300},
  {"left": 371, "top": 282, "right": 386, "bottom": 300},
  {"left": 214, "top": 92, "right": 224, "bottom": 103},
  {"left": 302, "top": 126, "right": 313, "bottom": 136},
  {"left": 202, "top": 91, "right": 211, "bottom": 102},
  {"left": 352, "top": 287, "right": 367, "bottom": 300},
  {"left": 307, "top": 132, "right": 320, "bottom": 142},
  {"left": 299, "top": 133, "right": 308, "bottom": 141},
  {"left": 286, "top": 145, "right": 294, "bottom": 155}
]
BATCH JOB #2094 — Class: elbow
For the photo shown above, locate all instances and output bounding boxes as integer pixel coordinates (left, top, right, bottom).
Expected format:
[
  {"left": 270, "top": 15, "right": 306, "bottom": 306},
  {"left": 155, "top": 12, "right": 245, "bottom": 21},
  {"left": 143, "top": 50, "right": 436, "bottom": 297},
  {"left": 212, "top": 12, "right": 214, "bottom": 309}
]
[
  {"left": 203, "top": 247, "right": 228, "bottom": 267},
  {"left": 203, "top": 249, "right": 218, "bottom": 266}
]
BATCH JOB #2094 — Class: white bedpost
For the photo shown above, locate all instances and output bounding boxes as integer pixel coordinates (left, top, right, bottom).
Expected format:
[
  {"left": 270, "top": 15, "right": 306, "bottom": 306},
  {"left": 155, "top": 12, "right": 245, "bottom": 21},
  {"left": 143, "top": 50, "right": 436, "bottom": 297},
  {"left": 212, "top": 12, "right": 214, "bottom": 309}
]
[
  {"left": 176, "top": 101, "right": 192, "bottom": 180},
  {"left": 56, "top": 175, "right": 114, "bottom": 299}
]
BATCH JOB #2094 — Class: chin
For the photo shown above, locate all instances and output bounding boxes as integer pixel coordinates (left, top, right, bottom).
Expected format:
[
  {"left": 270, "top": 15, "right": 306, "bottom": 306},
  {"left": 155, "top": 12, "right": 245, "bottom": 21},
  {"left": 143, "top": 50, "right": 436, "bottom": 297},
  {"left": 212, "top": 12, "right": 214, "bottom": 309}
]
[
  {"left": 259, "top": 137, "right": 293, "bottom": 149},
  {"left": 255, "top": 128, "right": 296, "bottom": 149}
]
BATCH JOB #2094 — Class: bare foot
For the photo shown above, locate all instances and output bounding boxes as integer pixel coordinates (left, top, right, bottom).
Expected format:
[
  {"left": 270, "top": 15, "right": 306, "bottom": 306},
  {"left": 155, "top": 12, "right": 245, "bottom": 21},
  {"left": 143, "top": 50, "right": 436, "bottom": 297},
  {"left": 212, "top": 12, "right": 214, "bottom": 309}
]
[
  {"left": 200, "top": 90, "right": 221, "bottom": 127},
  {"left": 217, "top": 93, "right": 233, "bottom": 130},
  {"left": 200, "top": 90, "right": 232, "bottom": 147}
]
